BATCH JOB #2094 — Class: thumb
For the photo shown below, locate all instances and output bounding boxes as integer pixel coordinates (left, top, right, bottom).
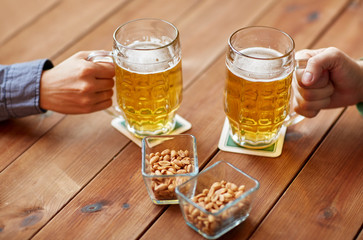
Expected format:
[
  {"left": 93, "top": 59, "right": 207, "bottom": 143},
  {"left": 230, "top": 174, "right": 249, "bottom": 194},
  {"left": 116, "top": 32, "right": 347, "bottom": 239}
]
[{"left": 300, "top": 53, "right": 334, "bottom": 89}]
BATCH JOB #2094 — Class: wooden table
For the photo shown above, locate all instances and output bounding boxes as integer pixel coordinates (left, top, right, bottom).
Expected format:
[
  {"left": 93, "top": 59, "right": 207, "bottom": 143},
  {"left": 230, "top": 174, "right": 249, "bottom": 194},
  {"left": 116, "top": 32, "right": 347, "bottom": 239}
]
[{"left": 1, "top": 0, "right": 362, "bottom": 239}]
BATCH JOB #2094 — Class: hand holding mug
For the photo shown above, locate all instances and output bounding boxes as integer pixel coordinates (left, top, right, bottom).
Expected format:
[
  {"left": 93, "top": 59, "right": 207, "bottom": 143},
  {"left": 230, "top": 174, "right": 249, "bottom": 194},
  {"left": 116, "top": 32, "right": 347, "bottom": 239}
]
[
  {"left": 40, "top": 51, "right": 115, "bottom": 114},
  {"left": 293, "top": 47, "right": 363, "bottom": 118}
]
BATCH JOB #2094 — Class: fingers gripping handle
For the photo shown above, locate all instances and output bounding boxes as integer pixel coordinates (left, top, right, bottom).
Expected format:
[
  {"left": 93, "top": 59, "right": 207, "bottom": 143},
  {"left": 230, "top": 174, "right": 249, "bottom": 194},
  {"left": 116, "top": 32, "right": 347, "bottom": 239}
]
[
  {"left": 284, "top": 58, "right": 309, "bottom": 127},
  {"left": 87, "top": 50, "right": 113, "bottom": 63},
  {"left": 87, "top": 51, "right": 123, "bottom": 118},
  {"left": 295, "top": 58, "right": 308, "bottom": 70}
]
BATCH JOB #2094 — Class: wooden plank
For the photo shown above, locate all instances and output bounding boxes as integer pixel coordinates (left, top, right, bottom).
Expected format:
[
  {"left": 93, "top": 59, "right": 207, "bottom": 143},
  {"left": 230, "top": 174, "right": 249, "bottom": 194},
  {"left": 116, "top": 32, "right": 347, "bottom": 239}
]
[
  {"left": 54, "top": 0, "right": 275, "bottom": 87},
  {"left": 0, "top": 0, "right": 128, "bottom": 175},
  {"left": 0, "top": 0, "right": 59, "bottom": 45},
  {"left": 254, "top": 0, "right": 350, "bottom": 50},
  {"left": 175, "top": 0, "right": 276, "bottom": 86},
  {"left": 0, "top": 0, "right": 129, "bottom": 64},
  {"left": 139, "top": 60, "right": 344, "bottom": 240},
  {"left": 251, "top": 106, "right": 363, "bottom": 239},
  {"left": 141, "top": 0, "right": 354, "bottom": 239},
  {"left": 0, "top": 111, "right": 128, "bottom": 239},
  {"left": 34, "top": 0, "right": 352, "bottom": 237},
  {"left": 33, "top": 143, "right": 157, "bottom": 240},
  {"left": 30, "top": 0, "right": 276, "bottom": 239},
  {"left": 0, "top": 0, "right": 200, "bottom": 239},
  {"left": 312, "top": 0, "right": 363, "bottom": 59},
  {"left": 53, "top": 0, "right": 200, "bottom": 65},
  {"left": 1, "top": 1, "right": 357, "bottom": 240},
  {"left": 0, "top": 113, "right": 64, "bottom": 171},
  {"left": 249, "top": 2, "right": 363, "bottom": 238}
]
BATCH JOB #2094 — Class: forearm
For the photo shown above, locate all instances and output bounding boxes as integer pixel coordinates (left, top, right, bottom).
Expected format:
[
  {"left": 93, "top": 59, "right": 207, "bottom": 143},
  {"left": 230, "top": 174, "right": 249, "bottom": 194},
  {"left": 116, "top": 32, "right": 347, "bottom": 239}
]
[{"left": 0, "top": 59, "right": 53, "bottom": 121}]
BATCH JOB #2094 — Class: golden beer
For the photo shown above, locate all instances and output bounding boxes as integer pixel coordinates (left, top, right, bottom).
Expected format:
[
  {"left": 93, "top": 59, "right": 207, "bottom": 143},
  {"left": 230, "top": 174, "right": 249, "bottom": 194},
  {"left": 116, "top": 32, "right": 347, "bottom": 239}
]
[
  {"left": 110, "top": 18, "right": 183, "bottom": 137},
  {"left": 115, "top": 54, "right": 182, "bottom": 137},
  {"left": 86, "top": 19, "right": 183, "bottom": 137},
  {"left": 224, "top": 47, "right": 293, "bottom": 148}
]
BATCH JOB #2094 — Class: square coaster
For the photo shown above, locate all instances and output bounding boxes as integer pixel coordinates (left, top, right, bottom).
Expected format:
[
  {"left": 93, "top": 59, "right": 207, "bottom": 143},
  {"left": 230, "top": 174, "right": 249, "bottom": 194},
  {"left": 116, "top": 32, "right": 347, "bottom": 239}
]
[
  {"left": 218, "top": 118, "right": 286, "bottom": 157},
  {"left": 111, "top": 114, "right": 192, "bottom": 147}
]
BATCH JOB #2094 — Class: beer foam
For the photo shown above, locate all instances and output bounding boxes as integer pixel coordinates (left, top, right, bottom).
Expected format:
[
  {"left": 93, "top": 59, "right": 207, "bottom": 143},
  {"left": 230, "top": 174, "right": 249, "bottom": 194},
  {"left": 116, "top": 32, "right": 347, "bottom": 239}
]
[
  {"left": 229, "top": 47, "right": 291, "bottom": 81},
  {"left": 115, "top": 37, "right": 179, "bottom": 74}
]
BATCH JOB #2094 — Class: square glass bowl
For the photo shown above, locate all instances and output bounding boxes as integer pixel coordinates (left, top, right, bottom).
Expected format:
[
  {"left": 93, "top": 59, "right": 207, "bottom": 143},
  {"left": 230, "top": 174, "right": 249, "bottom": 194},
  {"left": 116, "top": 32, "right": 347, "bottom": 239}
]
[
  {"left": 142, "top": 134, "right": 199, "bottom": 205},
  {"left": 175, "top": 161, "right": 259, "bottom": 239}
]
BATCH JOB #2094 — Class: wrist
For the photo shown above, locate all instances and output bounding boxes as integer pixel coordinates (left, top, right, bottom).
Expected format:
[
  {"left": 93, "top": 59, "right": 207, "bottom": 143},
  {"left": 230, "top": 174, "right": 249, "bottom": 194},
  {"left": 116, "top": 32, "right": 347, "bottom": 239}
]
[
  {"left": 39, "top": 69, "right": 51, "bottom": 111},
  {"left": 39, "top": 60, "right": 54, "bottom": 111}
]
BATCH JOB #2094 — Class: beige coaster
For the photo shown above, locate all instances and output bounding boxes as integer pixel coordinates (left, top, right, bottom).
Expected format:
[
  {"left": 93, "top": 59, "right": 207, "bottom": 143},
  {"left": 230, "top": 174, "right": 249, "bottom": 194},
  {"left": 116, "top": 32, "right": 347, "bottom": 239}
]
[
  {"left": 218, "top": 118, "right": 286, "bottom": 157},
  {"left": 111, "top": 114, "right": 192, "bottom": 147}
]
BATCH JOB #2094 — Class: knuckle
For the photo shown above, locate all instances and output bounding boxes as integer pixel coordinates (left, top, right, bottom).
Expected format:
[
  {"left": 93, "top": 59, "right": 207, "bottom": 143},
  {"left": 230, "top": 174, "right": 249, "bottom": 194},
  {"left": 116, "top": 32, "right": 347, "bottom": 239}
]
[
  {"left": 300, "top": 90, "right": 316, "bottom": 101},
  {"left": 326, "top": 46, "right": 339, "bottom": 54},
  {"left": 295, "top": 107, "right": 318, "bottom": 118},
  {"left": 78, "top": 80, "right": 95, "bottom": 94},
  {"left": 78, "top": 64, "right": 94, "bottom": 78},
  {"left": 300, "top": 101, "right": 313, "bottom": 111},
  {"left": 326, "top": 47, "right": 344, "bottom": 60},
  {"left": 305, "top": 110, "right": 319, "bottom": 118},
  {"left": 296, "top": 98, "right": 313, "bottom": 111},
  {"left": 74, "top": 51, "right": 89, "bottom": 59},
  {"left": 79, "top": 97, "right": 94, "bottom": 107}
]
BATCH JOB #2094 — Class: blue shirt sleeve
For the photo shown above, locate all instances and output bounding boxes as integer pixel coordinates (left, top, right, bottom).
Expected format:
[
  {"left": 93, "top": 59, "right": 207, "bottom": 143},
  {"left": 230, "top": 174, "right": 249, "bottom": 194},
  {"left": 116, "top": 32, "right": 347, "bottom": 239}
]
[{"left": 0, "top": 59, "right": 53, "bottom": 121}]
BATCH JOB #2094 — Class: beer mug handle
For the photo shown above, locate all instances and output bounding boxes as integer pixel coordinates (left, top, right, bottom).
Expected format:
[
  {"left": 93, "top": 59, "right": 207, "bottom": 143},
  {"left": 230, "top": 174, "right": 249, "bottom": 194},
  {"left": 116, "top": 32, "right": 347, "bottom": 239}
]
[
  {"left": 86, "top": 50, "right": 123, "bottom": 118},
  {"left": 283, "top": 58, "right": 309, "bottom": 127},
  {"left": 86, "top": 50, "right": 113, "bottom": 62}
]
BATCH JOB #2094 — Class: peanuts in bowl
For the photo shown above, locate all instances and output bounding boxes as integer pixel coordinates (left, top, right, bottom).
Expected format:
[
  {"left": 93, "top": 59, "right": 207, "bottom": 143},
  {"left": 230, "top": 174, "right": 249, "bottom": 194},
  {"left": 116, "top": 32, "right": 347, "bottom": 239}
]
[
  {"left": 183, "top": 180, "right": 251, "bottom": 236},
  {"left": 142, "top": 134, "right": 199, "bottom": 205},
  {"left": 175, "top": 161, "right": 259, "bottom": 239},
  {"left": 148, "top": 148, "right": 195, "bottom": 200}
]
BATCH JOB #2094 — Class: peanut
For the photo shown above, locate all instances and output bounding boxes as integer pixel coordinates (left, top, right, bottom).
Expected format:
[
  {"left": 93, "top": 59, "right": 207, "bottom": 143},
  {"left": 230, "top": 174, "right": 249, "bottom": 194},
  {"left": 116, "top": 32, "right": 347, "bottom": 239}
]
[
  {"left": 147, "top": 148, "right": 195, "bottom": 200},
  {"left": 184, "top": 180, "right": 251, "bottom": 236}
]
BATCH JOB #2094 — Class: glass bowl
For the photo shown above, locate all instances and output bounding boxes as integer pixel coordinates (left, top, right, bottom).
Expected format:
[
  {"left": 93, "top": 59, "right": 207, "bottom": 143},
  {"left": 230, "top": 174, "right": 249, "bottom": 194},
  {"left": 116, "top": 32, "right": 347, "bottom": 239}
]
[
  {"left": 175, "top": 160, "right": 259, "bottom": 239},
  {"left": 142, "top": 134, "right": 199, "bottom": 204}
]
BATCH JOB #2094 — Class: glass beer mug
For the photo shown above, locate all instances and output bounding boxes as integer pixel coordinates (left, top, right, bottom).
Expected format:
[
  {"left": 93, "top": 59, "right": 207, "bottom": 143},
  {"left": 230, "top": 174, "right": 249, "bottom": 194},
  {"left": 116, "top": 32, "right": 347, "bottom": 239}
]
[
  {"left": 88, "top": 18, "right": 183, "bottom": 137},
  {"left": 224, "top": 26, "right": 304, "bottom": 149}
]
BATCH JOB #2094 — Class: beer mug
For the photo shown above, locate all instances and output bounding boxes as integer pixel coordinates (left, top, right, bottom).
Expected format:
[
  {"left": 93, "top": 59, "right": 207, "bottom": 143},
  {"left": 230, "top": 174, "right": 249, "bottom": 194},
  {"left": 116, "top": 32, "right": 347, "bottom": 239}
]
[
  {"left": 224, "top": 26, "right": 304, "bottom": 149},
  {"left": 87, "top": 18, "right": 183, "bottom": 137}
]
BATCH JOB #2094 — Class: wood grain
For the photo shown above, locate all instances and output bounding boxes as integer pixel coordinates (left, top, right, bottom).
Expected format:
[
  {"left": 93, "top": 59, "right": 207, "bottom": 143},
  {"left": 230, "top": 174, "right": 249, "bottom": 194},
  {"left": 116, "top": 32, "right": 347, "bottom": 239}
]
[
  {"left": 0, "top": 0, "right": 59, "bottom": 45},
  {"left": 30, "top": 0, "right": 275, "bottom": 238},
  {"left": 33, "top": 142, "right": 160, "bottom": 239},
  {"left": 250, "top": 2, "right": 363, "bottom": 238},
  {"left": 0, "top": 112, "right": 64, "bottom": 172},
  {"left": 0, "top": 0, "right": 129, "bottom": 176},
  {"left": 54, "top": 0, "right": 275, "bottom": 87},
  {"left": 0, "top": 0, "right": 129, "bottom": 64},
  {"left": 254, "top": 0, "right": 351, "bottom": 50},
  {"left": 140, "top": 0, "right": 353, "bottom": 239},
  {"left": 141, "top": 110, "right": 344, "bottom": 240},
  {"left": 251, "top": 106, "right": 363, "bottom": 239},
  {"left": 53, "top": 0, "right": 200, "bottom": 65},
  {"left": 0, "top": 0, "right": 201, "bottom": 239},
  {"left": 1, "top": 0, "right": 362, "bottom": 239},
  {"left": 312, "top": 0, "right": 363, "bottom": 59},
  {"left": 0, "top": 111, "right": 128, "bottom": 239}
]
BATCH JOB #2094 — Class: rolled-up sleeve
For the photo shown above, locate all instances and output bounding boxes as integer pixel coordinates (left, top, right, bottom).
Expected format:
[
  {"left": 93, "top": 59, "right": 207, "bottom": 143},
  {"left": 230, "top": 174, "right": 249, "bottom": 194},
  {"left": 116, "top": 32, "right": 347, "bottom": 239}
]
[{"left": 0, "top": 59, "right": 53, "bottom": 121}]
